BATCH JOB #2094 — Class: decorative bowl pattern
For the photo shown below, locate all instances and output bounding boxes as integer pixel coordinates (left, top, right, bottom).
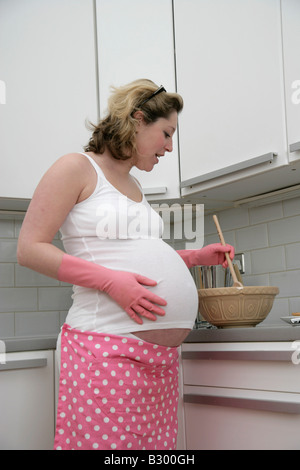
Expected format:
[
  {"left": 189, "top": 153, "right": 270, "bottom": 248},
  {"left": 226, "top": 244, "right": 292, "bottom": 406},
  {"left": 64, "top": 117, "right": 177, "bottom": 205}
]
[{"left": 198, "top": 286, "right": 279, "bottom": 328}]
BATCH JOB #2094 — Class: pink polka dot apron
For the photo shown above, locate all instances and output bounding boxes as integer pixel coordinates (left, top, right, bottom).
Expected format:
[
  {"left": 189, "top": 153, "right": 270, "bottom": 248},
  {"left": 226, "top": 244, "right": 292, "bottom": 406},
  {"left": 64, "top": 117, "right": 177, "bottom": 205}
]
[{"left": 54, "top": 324, "right": 179, "bottom": 450}]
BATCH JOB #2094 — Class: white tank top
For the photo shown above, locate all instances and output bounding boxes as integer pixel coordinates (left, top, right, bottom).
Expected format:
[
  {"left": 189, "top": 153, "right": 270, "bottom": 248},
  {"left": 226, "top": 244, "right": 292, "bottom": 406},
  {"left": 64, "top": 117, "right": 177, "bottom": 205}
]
[{"left": 59, "top": 153, "right": 198, "bottom": 335}]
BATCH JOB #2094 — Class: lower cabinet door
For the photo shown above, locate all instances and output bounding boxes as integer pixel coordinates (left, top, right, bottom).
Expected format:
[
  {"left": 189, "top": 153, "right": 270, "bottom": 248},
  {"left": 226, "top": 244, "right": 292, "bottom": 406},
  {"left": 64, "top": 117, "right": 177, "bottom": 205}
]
[
  {"left": 0, "top": 350, "right": 55, "bottom": 450},
  {"left": 184, "top": 386, "right": 300, "bottom": 450}
]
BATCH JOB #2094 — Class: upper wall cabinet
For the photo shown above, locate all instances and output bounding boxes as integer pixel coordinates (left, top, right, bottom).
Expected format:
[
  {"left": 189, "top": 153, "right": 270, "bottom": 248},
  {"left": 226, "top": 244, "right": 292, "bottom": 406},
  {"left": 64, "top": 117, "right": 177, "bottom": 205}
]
[
  {"left": 0, "top": 0, "right": 98, "bottom": 201},
  {"left": 174, "top": 0, "right": 290, "bottom": 199},
  {"left": 282, "top": 0, "right": 300, "bottom": 162},
  {"left": 95, "top": 0, "right": 180, "bottom": 200}
]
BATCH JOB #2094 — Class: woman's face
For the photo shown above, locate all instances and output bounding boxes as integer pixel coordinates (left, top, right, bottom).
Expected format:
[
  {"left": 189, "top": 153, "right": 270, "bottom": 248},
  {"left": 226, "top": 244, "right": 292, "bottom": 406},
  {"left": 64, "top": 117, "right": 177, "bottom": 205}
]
[{"left": 133, "top": 111, "right": 178, "bottom": 172}]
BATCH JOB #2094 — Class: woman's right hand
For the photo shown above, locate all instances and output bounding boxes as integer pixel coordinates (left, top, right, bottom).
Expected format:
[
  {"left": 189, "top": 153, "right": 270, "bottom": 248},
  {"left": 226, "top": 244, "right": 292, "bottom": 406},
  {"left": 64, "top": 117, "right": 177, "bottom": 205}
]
[{"left": 102, "top": 270, "right": 167, "bottom": 325}]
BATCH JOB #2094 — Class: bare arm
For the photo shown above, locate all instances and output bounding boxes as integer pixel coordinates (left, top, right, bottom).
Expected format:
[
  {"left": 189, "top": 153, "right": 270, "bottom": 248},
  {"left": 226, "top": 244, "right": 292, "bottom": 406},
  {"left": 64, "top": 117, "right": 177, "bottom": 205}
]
[{"left": 17, "top": 153, "right": 93, "bottom": 278}]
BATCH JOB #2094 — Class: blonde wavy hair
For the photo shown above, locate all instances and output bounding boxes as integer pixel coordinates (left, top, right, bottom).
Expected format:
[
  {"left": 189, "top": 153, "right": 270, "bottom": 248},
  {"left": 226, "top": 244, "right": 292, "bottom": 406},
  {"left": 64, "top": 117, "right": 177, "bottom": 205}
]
[{"left": 84, "top": 79, "right": 183, "bottom": 160}]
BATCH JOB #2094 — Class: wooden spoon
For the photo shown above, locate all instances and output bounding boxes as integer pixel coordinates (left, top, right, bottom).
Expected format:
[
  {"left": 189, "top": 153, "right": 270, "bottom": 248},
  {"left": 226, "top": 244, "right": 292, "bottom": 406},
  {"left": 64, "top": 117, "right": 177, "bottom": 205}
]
[{"left": 213, "top": 214, "right": 243, "bottom": 288}]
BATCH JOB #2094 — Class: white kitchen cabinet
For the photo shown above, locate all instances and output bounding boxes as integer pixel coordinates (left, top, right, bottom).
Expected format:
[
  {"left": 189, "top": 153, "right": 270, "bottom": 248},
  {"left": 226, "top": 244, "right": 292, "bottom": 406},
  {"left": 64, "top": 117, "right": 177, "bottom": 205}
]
[
  {"left": 181, "top": 342, "right": 300, "bottom": 450},
  {"left": 0, "top": 350, "right": 55, "bottom": 450},
  {"left": 0, "top": 0, "right": 98, "bottom": 200},
  {"left": 184, "top": 390, "right": 300, "bottom": 450},
  {"left": 282, "top": 0, "right": 300, "bottom": 162},
  {"left": 95, "top": 0, "right": 180, "bottom": 200},
  {"left": 174, "top": 0, "right": 289, "bottom": 199}
]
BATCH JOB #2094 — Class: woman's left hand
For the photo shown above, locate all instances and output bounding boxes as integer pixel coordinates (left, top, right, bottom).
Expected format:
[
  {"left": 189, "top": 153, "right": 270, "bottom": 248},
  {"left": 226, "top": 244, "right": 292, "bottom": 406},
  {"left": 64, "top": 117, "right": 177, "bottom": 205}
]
[{"left": 177, "top": 243, "right": 235, "bottom": 269}]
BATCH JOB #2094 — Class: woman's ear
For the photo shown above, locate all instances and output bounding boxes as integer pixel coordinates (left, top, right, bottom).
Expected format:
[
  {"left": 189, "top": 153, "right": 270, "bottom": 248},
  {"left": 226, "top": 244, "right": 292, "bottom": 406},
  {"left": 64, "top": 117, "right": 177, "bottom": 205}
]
[{"left": 132, "top": 110, "right": 144, "bottom": 124}]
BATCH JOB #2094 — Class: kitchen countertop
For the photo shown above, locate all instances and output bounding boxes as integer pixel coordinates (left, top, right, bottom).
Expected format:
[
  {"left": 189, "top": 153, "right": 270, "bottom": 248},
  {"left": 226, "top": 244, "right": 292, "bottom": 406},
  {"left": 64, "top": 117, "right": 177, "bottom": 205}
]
[
  {"left": 1, "top": 325, "right": 300, "bottom": 352},
  {"left": 186, "top": 324, "right": 300, "bottom": 343},
  {"left": 1, "top": 335, "right": 58, "bottom": 353}
]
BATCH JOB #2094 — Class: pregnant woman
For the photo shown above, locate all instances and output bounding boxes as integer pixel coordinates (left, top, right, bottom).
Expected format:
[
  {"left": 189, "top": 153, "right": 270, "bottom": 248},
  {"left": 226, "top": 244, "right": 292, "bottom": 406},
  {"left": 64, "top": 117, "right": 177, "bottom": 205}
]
[{"left": 17, "top": 79, "right": 234, "bottom": 450}]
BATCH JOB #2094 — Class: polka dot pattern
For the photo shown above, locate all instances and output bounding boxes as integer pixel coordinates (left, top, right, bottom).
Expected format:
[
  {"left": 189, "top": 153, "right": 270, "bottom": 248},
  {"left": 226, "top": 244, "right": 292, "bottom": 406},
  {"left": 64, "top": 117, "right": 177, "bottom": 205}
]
[{"left": 54, "top": 324, "right": 179, "bottom": 450}]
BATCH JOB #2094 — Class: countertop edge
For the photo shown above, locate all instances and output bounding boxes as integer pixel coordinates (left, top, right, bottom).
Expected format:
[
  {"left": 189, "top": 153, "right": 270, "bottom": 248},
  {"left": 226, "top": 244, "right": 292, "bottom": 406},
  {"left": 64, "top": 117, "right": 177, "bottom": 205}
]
[
  {"left": 1, "top": 326, "right": 300, "bottom": 353},
  {"left": 185, "top": 326, "right": 300, "bottom": 343},
  {"left": 0, "top": 336, "right": 58, "bottom": 353}
]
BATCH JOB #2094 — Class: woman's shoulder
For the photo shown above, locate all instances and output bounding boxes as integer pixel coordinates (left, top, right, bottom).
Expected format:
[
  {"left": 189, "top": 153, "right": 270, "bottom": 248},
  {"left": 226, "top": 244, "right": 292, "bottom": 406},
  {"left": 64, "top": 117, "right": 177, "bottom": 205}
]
[
  {"left": 36, "top": 152, "right": 95, "bottom": 199},
  {"left": 53, "top": 152, "right": 93, "bottom": 170},
  {"left": 45, "top": 152, "right": 96, "bottom": 181},
  {"left": 56, "top": 152, "right": 101, "bottom": 204}
]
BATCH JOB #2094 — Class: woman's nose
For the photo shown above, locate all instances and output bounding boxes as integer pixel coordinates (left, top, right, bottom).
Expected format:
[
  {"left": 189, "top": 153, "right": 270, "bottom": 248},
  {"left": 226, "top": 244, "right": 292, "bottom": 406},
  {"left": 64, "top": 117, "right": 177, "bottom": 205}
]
[{"left": 165, "top": 138, "right": 173, "bottom": 152}]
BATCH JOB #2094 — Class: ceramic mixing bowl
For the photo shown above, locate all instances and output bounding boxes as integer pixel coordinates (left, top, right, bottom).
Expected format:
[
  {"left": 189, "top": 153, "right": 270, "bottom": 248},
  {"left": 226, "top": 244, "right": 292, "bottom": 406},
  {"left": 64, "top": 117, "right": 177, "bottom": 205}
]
[{"left": 198, "top": 286, "right": 279, "bottom": 328}]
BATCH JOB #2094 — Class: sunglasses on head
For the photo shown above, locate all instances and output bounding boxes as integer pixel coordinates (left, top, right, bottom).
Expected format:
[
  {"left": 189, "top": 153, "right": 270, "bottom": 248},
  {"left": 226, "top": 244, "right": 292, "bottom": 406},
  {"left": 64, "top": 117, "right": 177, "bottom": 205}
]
[{"left": 139, "top": 85, "right": 166, "bottom": 107}]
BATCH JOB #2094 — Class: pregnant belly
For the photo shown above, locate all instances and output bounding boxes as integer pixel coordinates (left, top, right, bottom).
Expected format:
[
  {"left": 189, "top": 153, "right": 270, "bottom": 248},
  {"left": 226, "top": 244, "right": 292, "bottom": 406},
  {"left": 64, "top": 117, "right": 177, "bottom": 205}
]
[
  {"left": 127, "top": 241, "right": 198, "bottom": 346},
  {"left": 68, "top": 239, "right": 199, "bottom": 344},
  {"left": 131, "top": 328, "right": 191, "bottom": 347}
]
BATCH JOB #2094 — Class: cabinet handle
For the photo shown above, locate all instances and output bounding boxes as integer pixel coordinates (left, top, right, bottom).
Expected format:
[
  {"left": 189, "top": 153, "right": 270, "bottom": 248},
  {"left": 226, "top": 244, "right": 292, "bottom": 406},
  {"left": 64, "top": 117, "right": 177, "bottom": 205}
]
[
  {"left": 182, "top": 350, "right": 292, "bottom": 361},
  {"left": 290, "top": 141, "right": 300, "bottom": 152},
  {"left": 0, "top": 358, "right": 47, "bottom": 371},
  {"left": 180, "top": 152, "right": 277, "bottom": 188},
  {"left": 184, "top": 393, "right": 300, "bottom": 414},
  {"left": 143, "top": 187, "right": 167, "bottom": 195}
]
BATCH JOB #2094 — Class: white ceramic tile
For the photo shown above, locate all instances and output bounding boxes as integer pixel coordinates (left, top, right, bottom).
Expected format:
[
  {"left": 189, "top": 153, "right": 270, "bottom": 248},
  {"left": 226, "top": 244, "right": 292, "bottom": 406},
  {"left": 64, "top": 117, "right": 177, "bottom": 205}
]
[
  {"left": 0, "top": 220, "right": 14, "bottom": 238},
  {"left": 203, "top": 214, "right": 217, "bottom": 235},
  {"left": 251, "top": 246, "right": 285, "bottom": 274},
  {"left": 0, "top": 240, "right": 17, "bottom": 262},
  {"left": 204, "top": 231, "right": 236, "bottom": 247},
  {"left": 15, "top": 311, "right": 60, "bottom": 337},
  {"left": 218, "top": 207, "right": 249, "bottom": 231},
  {"left": 285, "top": 243, "right": 300, "bottom": 270},
  {"left": 0, "top": 312, "right": 15, "bottom": 337},
  {"left": 270, "top": 270, "right": 300, "bottom": 298},
  {"left": 289, "top": 297, "right": 300, "bottom": 315},
  {"left": 249, "top": 201, "right": 283, "bottom": 225},
  {"left": 260, "top": 298, "right": 289, "bottom": 326},
  {"left": 0, "top": 264, "right": 14, "bottom": 287},
  {"left": 15, "top": 264, "right": 59, "bottom": 287},
  {"left": 0, "top": 287, "right": 37, "bottom": 312},
  {"left": 236, "top": 224, "right": 268, "bottom": 252},
  {"left": 283, "top": 196, "right": 300, "bottom": 217},
  {"left": 38, "top": 287, "right": 73, "bottom": 311},
  {"left": 242, "top": 273, "right": 270, "bottom": 286},
  {"left": 52, "top": 239, "right": 65, "bottom": 250},
  {"left": 14, "top": 219, "right": 23, "bottom": 237},
  {"left": 204, "top": 233, "right": 220, "bottom": 245},
  {"left": 268, "top": 215, "right": 300, "bottom": 246},
  {"left": 59, "top": 311, "right": 68, "bottom": 326}
]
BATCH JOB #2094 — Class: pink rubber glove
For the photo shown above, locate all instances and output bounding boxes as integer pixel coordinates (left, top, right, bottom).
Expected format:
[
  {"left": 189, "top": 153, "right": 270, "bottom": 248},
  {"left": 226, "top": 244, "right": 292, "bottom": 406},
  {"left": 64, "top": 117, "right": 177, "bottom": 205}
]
[
  {"left": 57, "top": 254, "right": 166, "bottom": 325},
  {"left": 177, "top": 243, "right": 235, "bottom": 269}
]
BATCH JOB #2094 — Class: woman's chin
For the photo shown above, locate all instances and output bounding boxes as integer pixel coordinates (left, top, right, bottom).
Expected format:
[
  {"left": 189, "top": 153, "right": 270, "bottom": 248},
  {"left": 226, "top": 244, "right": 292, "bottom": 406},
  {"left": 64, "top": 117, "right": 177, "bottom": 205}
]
[{"left": 136, "top": 162, "right": 156, "bottom": 172}]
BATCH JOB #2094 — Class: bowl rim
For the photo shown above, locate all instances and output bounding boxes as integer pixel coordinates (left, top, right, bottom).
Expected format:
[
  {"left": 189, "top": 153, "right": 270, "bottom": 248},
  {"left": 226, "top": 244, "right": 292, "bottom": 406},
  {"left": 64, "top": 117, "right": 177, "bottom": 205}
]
[{"left": 198, "top": 286, "right": 279, "bottom": 296}]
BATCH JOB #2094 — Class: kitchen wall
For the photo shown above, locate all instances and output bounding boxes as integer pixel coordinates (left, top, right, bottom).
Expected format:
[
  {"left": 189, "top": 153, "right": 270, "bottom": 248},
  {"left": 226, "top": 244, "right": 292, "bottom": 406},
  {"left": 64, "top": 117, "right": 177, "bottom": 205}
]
[
  {"left": 204, "top": 195, "right": 300, "bottom": 326},
  {"left": 0, "top": 194, "right": 299, "bottom": 338},
  {"left": 0, "top": 218, "right": 71, "bottom": 339}
]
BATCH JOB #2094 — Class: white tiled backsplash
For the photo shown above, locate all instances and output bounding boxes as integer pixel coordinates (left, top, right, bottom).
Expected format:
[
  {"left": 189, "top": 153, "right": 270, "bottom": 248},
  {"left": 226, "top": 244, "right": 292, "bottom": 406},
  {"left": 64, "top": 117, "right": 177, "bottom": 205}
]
[
  {"left": 0, "top": 219, "right": 72, "bottom": 338},
  {"left": 204, "top": 196, "right": 300, "bottom": 326},
  {"left": 0, "top": 195, "right": 299, "bottom": 338}
]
